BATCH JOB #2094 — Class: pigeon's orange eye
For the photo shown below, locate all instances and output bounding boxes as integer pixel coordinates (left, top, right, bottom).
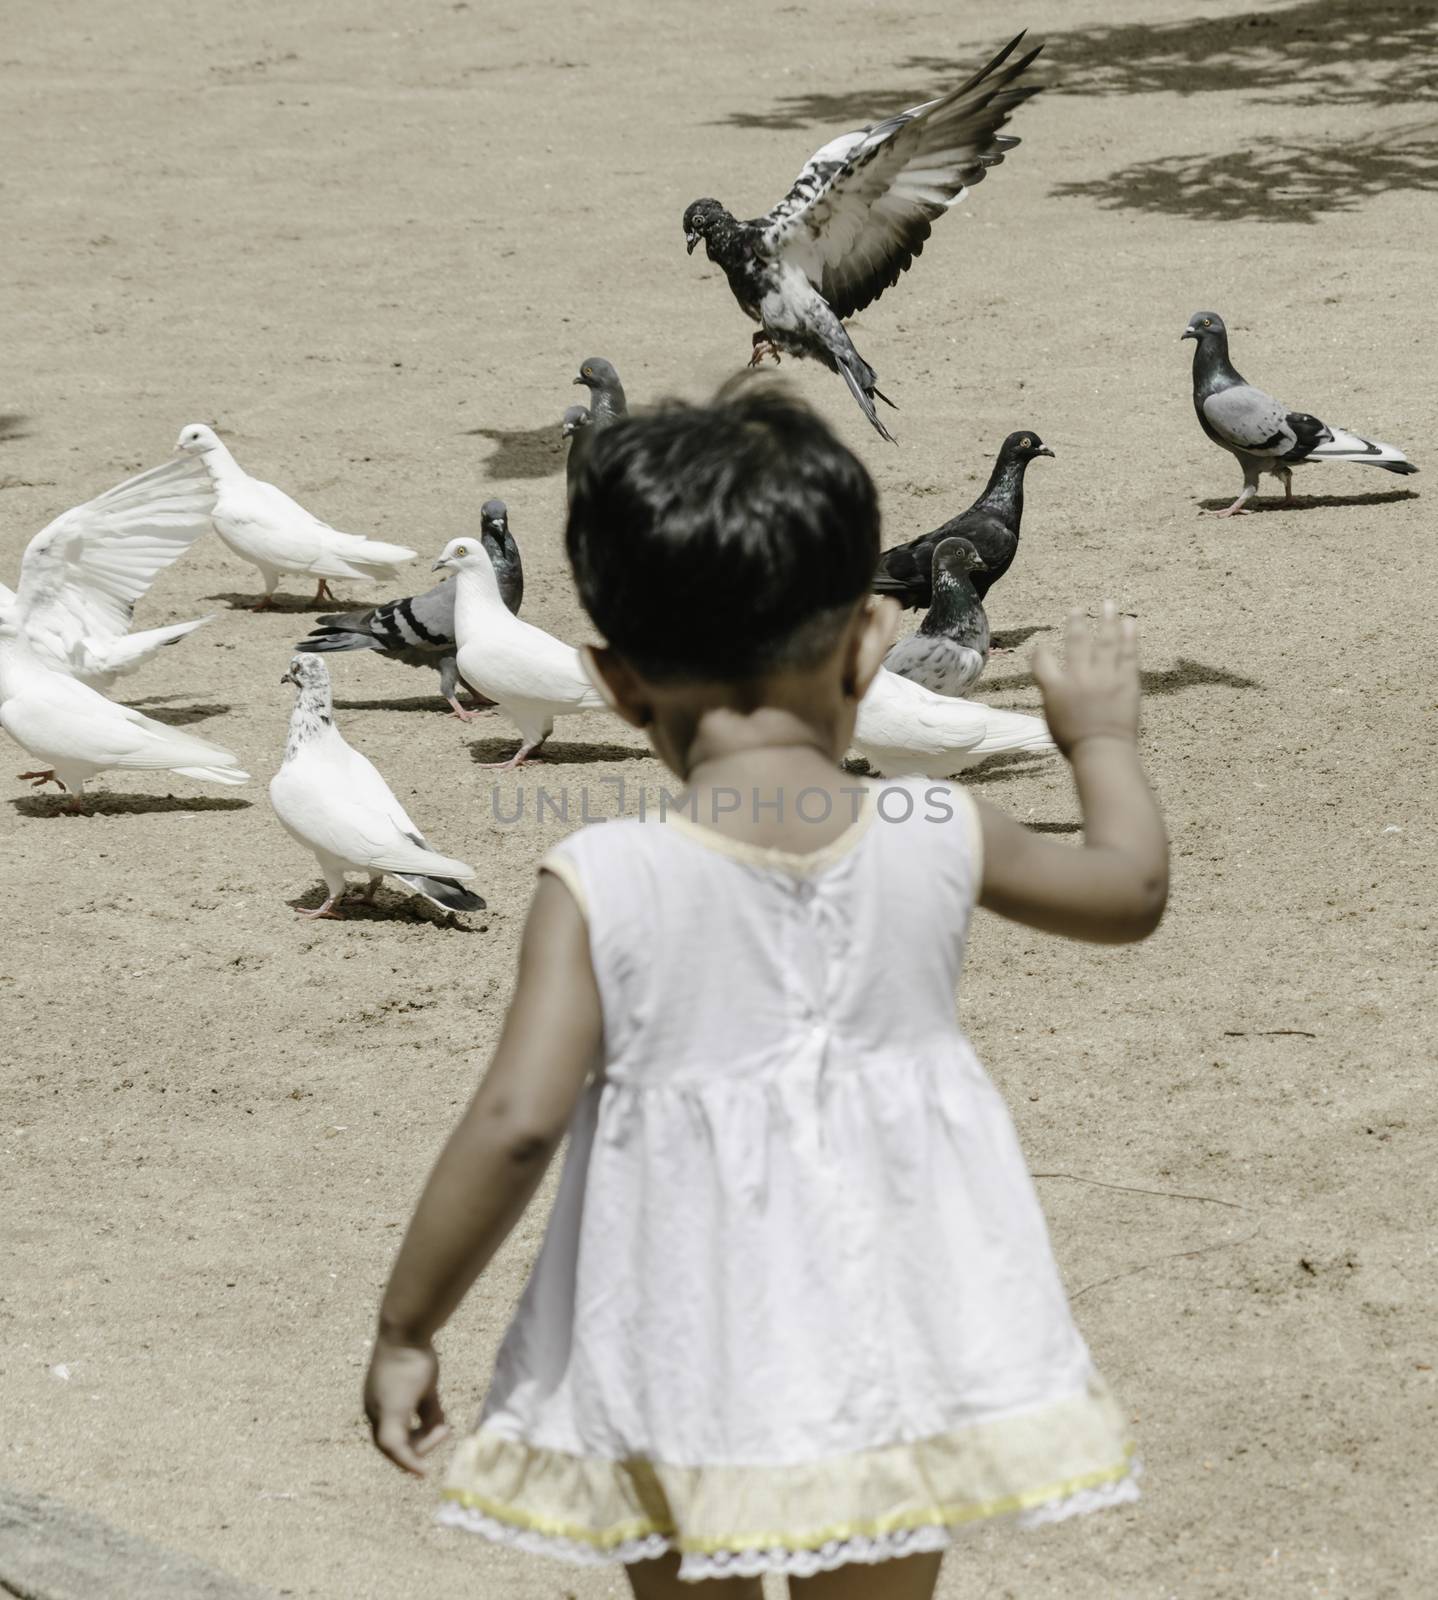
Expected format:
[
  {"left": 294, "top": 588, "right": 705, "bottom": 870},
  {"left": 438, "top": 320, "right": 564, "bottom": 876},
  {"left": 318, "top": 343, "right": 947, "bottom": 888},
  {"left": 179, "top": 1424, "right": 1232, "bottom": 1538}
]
[
  {"left": 455, "top": 545, "right": 468, "bottom": 557},
  {"left": 1202, "top": 317, "right": 1211, "bottom": 327}
]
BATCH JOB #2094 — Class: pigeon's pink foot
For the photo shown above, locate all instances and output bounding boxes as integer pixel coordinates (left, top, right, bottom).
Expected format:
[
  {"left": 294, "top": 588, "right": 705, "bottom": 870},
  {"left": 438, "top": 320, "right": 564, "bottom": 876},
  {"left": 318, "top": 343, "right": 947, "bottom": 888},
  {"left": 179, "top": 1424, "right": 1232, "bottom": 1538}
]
[
  {"left": 251, "top": 594, "right": 277, "bottom": 612},
  {"left": 1213, "top": 504, "right": 1251, "bottom": 519},
  {"left": 295, "top": 897, "right": 344, "bottom": 920},
  {"left": 18, "top": 769, "right": 64, "bottom": 790},
  {"left": 313, "top": 579, "right": 336, "bottom": 605},
  {"left": 476, "top": 742, "right": 547, "bottom": 770},
  {"left": 749, "top": 333, "right": 781, "bottom": 368}
]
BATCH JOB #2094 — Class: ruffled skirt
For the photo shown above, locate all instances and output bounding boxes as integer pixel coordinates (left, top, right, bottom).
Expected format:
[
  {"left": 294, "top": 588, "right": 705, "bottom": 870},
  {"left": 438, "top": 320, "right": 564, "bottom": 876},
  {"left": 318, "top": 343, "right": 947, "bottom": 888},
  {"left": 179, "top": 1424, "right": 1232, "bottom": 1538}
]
[{"left": 438, "top": 1377, "right": 1139, "bottom": 1581}]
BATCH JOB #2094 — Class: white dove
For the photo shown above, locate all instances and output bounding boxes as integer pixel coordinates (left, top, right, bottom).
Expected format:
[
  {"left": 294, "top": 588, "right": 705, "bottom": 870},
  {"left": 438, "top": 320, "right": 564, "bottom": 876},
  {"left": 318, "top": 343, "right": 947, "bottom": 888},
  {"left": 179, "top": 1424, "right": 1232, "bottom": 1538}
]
[
  {"left": 176, "top": 423, "right": 416, "bottom": 610},
  {"left": 433, "top": 536, "right": 605, "bottom": 769},
  {"left": 0, "top": 612, "right": 248, "bottom": 810},
  {"left": 852, "top": 666, "right": 1054, "bottom": 778},
  {"left": 269, "top": 654, "right": 486, "bottom": 920},
  {"left": 2, "top": 454, "right": 215, "bottom": 690}
]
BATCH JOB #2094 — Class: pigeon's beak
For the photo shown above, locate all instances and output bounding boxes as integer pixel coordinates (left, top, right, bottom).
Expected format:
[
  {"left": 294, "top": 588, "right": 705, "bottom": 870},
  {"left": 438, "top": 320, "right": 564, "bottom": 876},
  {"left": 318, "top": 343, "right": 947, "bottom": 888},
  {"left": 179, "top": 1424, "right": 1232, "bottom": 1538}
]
[
  {"left": 685, "top": 232, "right": 700, "bottom": 255},
  {"left": 571, "top": 374, "right": 587, "bottom": 387},
  {"left": 279, "top": 670, "right": 297, "bottom": 687},
  {"left": 1035, "top": 446, "right": 1054, "bottom": 458},
  {"left": 432, "top": 557, "right": 451, "bottom": 572},
  {"left": 1180, "top": 328, "right": 1198, "bottom": 341}
]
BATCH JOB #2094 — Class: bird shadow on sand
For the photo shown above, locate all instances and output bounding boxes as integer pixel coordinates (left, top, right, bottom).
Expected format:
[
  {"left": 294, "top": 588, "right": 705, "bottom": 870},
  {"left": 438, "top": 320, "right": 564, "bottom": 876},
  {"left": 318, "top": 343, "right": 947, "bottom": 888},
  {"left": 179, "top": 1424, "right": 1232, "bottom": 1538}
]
[
  {"left": 1052, "top": 131, "right": 1438, "bottom": 224},
  {"left": 204, "top": 591, "right": 355, "bottom": 613},
  {"left": 335, "top": 695, "right": 457, "bottom": 715},
  {"left": 1197, "top": 489, "right": 1419, "bottom": 513},
  {"left": 989, "top": 624, "right": 1052, "bottom": 651},
  {"left": 287, "top": 885, "right": 484, "bottom": 930},
  {"left": 1024, "top": 820, "right": 1082, "bottom": 835},
  {"left": 982, "top": 658, "right": 1261, "bottom": 697},
  {"left": 122, "top": 697, "right": 232, "bottom": 726},
  {"left": 10, "top": 792, "right": 252, "bottom": 818},
  {"left": 466, "top": 738, "right": 653, "bottom": 767},
  {"left": 0, "top": 412, "right": 30, "bottom": 443},
  {"left": 463, "top": 424, "right": 564, "bottom": 481},
  {"left": 953, "top": 751, "right": 1058, "bottom": 786}
]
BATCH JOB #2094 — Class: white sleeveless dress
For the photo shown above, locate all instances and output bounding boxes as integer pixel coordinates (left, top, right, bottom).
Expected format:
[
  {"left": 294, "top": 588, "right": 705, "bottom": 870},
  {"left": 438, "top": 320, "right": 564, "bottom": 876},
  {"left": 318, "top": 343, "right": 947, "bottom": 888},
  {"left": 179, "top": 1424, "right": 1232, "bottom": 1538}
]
[{"left": 439, "top": 777, "right": 1139, "bottom": 1580}]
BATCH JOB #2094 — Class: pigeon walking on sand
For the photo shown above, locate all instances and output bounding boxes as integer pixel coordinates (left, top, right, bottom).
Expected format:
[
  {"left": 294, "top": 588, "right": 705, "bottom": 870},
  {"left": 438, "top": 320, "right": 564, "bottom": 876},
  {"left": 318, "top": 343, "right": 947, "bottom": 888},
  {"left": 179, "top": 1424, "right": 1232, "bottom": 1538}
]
[
  {"left": 873, "top": 431, "right": 1053, "bottom": 610},
  {"left": 1182, "top": 311, "right": 1418, "bottom": 517},
  {"left": 573, "top": 358, "right": 629, "bottom": 429},
  {"left": 0, "top": 612, "right": 247, "bottom": 810},
  {"left": 884, "top": 538, "right": 991, "bottom": 697},
  {"left": 269, "top": 654, "right": 486, "bottom": 920},
  {"left": 176, "top": 424, "right": 417, "bottom": 609},
  {"left": 682, "top": 34, "right": 1042, "bottom": 441},
  {"left": 296, "top": 501, "right": 521, "bottom": 718},
  {"left": 1, "top": 454, "right": 216, "bottom": 689},
  {"left": 852, "top": 665, "right": 1053, "bottom": 779},
  {"left": 433, "top": 536, "right": 605, "bottom": 769}
]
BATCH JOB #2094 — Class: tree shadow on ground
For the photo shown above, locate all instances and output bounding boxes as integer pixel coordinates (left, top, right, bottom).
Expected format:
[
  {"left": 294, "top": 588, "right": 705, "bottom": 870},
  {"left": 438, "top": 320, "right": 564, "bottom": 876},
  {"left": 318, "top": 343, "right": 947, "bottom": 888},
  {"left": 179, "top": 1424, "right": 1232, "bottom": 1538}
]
[
  {"left": 288, "top": 883, "right": 484, "bottom": 929},
  {"left": 1197, "top": 488, "right": 1420, "bottom": 513},
  {"left": 11, "top": 792, "right": 251, "bottom": 817},
  {"left": 1046, "top": 0, "right": 1438, "bottom": 107},
  {"left": 1053, "top": 129, "right": 1438, "bottom": 224},
  {"left": 462, "top": 423, "right": 564, "bottom": 480},
  {"left": 122, "top": 698, "right": 231, "bottom": 726}
]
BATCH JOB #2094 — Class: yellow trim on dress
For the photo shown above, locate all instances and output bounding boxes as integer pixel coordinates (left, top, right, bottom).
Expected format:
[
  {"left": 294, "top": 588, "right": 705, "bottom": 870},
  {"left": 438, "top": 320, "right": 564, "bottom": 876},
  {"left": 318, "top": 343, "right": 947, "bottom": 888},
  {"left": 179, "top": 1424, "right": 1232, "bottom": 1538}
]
[
  {"left": 663, "top": 781, "right": 877, "bottom": 875},
  {"left": 538, "top": 851, "right": 589, "bottom": 921},
  {"left": 440, "top": 1445, "right": 1137, "bottom": 1554}
]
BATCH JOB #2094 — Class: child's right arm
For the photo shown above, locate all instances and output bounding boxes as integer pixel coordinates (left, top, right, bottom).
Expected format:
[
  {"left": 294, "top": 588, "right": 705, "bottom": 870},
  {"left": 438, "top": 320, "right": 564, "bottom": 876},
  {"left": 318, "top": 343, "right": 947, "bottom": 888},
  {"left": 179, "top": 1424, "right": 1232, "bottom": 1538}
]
[{"left": 976, "top": 602, "right": 1169, "bottom": 944}]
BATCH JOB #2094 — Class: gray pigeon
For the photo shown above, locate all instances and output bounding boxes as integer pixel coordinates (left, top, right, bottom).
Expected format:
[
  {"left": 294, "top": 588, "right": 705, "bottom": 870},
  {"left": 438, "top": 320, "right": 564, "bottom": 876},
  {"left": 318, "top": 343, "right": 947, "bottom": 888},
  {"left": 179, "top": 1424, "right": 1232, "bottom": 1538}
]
[
  {"left": 562, "top": 404, "right": 594, "bottom": 505},
  {"left": 296, "top": 500, "right": 521, "bottom": 716},
  {"left": 1183, "top": 311, "right": 1418, "bottom": 517},
  {"left": 573, "top": 357, "right": 628, "bottom": 428},
  {"left": 682, "top": 35, "right": 1042, "bottom": 443},
  {"left": 883, "top": 537, "right": 991, "bottom": 697}
]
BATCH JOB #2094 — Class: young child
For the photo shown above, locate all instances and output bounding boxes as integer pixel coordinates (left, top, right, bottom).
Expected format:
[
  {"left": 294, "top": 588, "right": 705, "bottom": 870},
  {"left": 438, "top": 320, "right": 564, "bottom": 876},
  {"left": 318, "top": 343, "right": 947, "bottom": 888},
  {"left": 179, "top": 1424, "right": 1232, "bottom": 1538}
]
[{"left": 365, "top": 387, "right": 1168, "bottom": 1599}]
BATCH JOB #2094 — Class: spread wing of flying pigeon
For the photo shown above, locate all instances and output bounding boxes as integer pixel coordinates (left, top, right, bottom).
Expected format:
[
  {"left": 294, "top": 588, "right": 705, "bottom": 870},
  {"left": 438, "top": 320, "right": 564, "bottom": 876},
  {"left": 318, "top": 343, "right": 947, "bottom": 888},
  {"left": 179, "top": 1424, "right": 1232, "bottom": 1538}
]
[
  {"left": 4, "top": 454, "right": 216, "bottom": 689},
  {"left": 1182, "top": 311, "right": 1417, "bottom": 516},
  {"left": 683, "top": 34, "right": 1043, "bottom": 442}
]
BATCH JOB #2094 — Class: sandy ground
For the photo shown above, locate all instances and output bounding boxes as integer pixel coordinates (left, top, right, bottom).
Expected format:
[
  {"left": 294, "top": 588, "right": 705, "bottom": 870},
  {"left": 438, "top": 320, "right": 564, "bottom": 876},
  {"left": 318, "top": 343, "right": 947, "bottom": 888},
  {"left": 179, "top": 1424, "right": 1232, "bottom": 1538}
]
[{"left": 2, "top": 0, "right": 1435, "bottom": 1595}]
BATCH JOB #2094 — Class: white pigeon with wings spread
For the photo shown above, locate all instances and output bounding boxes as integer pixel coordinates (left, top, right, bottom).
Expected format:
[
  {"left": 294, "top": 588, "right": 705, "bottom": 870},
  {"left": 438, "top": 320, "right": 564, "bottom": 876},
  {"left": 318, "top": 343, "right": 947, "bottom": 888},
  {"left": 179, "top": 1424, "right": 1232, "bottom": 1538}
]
[
  {"left": 3, "top": 454, "right": 216, "bottom": 690},
  {"left": 683, "top": 33, "right": 1043, "bottom": 441}
]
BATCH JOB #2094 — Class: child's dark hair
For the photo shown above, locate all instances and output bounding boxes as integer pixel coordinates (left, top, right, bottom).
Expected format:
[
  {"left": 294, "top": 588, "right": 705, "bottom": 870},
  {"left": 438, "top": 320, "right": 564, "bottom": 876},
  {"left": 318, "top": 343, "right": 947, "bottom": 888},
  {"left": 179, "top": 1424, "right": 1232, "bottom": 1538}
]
[{"left": 566, "top": 382, "right": 880, "bottom": 681}]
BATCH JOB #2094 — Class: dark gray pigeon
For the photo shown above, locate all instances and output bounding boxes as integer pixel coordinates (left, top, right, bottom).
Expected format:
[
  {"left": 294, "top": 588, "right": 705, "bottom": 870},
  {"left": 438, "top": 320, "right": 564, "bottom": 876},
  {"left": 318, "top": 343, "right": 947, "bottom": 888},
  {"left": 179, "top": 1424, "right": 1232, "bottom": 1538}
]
[
  {"left": 562, "top": 404, "right": 594, "bottom": 505},
  {"left": 1183, "top": 310, "right": 1418, "bottom": 517},
  {"left": 296, "top": 500, "right": 521, "bottom": 717},
  {"left": 872, "top": 431, "right": 1052, "bottom": 609},
  {"left": 884, "top": 538, "right": 991, "bottom": 697},
  {"left": 573, "top": 358, "right": 628, "bottom": 428},
  {"left": 682, "top": 35, "right": 1042, "bottom": 443}
]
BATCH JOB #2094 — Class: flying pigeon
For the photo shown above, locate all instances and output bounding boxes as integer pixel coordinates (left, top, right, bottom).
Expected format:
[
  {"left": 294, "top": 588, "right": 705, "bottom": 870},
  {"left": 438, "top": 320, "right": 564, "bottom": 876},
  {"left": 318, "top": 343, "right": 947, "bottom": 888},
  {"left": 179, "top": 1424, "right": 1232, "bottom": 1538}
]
[
  {"left": 873, "top": 431, "right": 1053, "bottom": 609},
  {"left": 884, "top": 537, "right": 991, "bottom": 696},
  {"left": 562, "top": 405, "right": 594, "bottom": 505},
  {"left": 0, "top": 611, "right": 247, "bottom": 810},
  {"left": 682, "top": 34, "right": 1043, "bottom": 442},
  {"left": 270, "top": 654, "right": 486, "bottom": 920},
  {"left": 852, "top": 666, "right": 1054, "bottom": 778},
  {"left": 433, "top": 536, "right": 605, "bottom": 769},
  {"left": 175, "top": 423, "right": 417, "bottom": 609},
  {"left": 296, "top": 501, "right": 521, "bottom": 717},
  {"left": 1182, "top": 311, "right": 1418, "bottom": 516},
  {"left": 1, "top": 454, "right": 215, "bottom": 690}
]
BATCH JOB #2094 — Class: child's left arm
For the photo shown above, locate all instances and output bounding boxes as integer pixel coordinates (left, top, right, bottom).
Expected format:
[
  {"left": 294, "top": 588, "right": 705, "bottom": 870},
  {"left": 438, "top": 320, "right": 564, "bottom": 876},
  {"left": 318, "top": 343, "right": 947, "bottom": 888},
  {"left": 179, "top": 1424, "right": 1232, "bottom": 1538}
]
[{"left": 364, "top": 871, "right": 600, "bottom": 1474}]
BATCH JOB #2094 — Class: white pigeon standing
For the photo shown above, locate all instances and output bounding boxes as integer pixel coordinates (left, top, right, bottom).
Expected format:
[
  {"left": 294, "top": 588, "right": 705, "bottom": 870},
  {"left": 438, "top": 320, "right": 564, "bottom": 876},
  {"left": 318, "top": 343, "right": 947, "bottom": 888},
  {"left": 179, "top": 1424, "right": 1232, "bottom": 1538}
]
[
  {"left": 0, "top": 609, "right": 248, "bottom": 810},
  {"left": 433, "top": 536, "right": 605, "bottom": 768},
  {"left": 852, "top": 666, "right": 1054, "bottom": 778},
  {"left": 3, "top": 453, "right": 216, "bottom": 690},
  {"left": 269, "top": 654, "right": 486, "bottom": 920},
  {"left": 175, "top": 423, "right": 417, "bottom": 610}
]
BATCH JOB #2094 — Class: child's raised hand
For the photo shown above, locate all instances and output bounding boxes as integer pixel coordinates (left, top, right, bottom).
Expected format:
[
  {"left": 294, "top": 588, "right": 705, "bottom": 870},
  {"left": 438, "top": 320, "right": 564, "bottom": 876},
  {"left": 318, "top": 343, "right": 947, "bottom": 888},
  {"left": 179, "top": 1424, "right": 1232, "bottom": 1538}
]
[
  {"left": 1030, "top": 601, "right": 1140, "bottom": 758},
  {"left": 364, "top": 1334, "right": 450, "bottom": 1476}
]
